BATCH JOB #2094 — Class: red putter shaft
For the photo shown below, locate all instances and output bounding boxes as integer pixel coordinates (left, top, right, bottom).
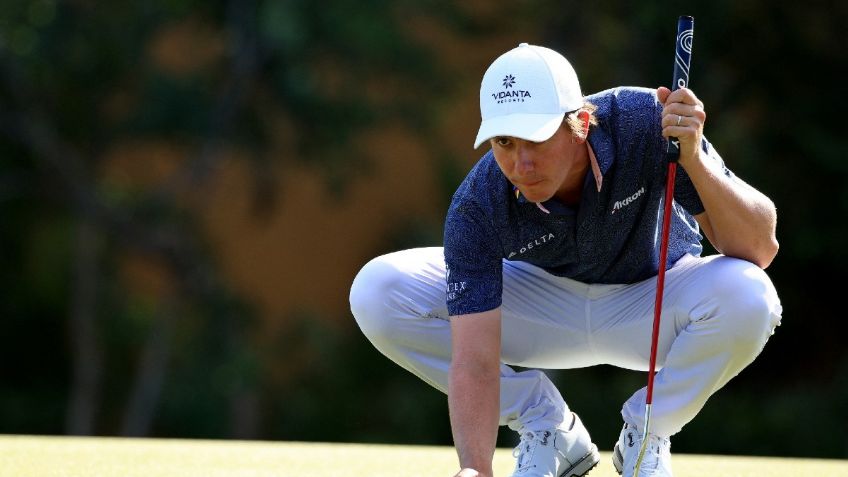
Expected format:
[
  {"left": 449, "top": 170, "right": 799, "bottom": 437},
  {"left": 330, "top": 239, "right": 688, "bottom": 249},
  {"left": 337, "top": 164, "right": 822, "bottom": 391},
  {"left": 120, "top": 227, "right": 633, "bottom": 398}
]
[{"left": 646, "top": 161, "right": 676, "bottom": 403}]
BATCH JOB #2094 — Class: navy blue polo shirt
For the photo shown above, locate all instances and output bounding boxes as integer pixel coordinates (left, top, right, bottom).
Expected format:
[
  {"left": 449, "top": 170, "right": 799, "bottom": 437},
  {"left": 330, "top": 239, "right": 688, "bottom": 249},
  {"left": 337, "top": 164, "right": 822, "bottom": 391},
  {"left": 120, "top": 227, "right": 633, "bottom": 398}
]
[{"left": 443, "top": 86, "right": 733, "bottom": 316}]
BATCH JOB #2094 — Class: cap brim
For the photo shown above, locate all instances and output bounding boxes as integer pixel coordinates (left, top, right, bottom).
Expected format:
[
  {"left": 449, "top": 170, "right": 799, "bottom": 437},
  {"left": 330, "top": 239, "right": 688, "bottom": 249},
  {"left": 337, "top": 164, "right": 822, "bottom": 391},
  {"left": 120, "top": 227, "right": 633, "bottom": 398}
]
[{"left": 473, "top": 112, "right": 565, "bottom": 149}]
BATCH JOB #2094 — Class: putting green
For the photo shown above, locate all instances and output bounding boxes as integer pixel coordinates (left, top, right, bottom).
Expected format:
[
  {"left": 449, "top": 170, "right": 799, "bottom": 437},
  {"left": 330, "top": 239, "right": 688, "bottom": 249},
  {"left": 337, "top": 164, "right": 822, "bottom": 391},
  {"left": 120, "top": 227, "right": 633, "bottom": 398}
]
[{"left": 1, "top": 435, "right": 846, "bottom": 476}]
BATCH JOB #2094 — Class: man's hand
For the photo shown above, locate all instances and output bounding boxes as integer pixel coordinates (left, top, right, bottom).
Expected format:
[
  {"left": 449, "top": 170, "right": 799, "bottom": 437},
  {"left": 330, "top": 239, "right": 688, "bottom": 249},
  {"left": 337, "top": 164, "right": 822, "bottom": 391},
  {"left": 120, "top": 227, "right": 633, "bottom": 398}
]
[
  {"left": 452, "top": 468, "right": 487, "bottom": 477},
  {"left": 656, "top": 85, "right": 706, "bottom": 168}
]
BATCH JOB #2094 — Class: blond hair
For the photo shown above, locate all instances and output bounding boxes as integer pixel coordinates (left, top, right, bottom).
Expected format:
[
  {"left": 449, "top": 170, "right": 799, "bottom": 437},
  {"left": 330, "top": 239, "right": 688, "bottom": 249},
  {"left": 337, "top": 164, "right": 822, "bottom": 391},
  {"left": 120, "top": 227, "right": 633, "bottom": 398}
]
[{"left": 564, "top": 101, "right": 599, "bottom": 137}]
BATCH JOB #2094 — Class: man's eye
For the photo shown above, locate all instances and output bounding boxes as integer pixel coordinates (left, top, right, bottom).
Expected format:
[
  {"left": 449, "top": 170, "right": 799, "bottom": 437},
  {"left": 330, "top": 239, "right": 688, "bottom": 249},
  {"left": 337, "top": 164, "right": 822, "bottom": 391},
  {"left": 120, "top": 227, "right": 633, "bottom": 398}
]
[{"left": 495, "top": 137, "right": 511, "bottom": 146}]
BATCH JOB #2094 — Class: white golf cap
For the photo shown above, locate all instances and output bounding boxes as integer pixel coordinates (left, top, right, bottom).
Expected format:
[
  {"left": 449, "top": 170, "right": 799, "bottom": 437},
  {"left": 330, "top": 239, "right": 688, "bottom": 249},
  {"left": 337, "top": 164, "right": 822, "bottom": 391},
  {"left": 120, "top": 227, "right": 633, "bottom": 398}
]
[{"left": 474, "top": 43, "right": 583, "bottom": 149}]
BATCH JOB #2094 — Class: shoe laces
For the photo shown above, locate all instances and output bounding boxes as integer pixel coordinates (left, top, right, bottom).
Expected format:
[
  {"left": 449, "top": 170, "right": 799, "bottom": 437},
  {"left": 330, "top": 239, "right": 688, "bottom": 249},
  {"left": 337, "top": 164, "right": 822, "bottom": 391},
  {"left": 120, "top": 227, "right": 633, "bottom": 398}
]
[
  {"left": 624, "top": 423, "right": 669, "bottom": 455},
  {"left": 512, "top": 429, "right": 553, "bottom": 472},
  {"left": 644, "top": 433, "right": 671, "bottom": 456},
  {"left": 633, "top": 432, "right": 671, "bottom": 473}
]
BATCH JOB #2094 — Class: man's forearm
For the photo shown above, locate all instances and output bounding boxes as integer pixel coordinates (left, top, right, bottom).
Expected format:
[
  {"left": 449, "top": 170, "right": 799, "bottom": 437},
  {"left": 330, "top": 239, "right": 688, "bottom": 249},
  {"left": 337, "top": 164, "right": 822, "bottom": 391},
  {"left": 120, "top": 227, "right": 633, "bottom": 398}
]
[
  {"left": 448, "top": 360, "right": 500, "bottom": 476},
  {"left": 683, "top": 153, "right": 779, "bottom": 267}
]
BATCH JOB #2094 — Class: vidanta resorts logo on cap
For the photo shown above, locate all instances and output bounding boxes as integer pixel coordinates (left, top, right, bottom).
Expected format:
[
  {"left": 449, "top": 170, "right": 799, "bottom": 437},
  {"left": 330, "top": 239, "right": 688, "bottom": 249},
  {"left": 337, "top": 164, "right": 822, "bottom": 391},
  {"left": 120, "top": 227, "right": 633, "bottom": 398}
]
[{"left": 492, "top": 74, "right": 531, "bottom": 104}]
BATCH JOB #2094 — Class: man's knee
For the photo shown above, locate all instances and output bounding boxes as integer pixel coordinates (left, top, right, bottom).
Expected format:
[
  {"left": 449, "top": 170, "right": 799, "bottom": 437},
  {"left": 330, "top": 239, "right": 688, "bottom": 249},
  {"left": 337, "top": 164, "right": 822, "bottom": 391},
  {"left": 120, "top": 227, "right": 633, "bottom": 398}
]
[
  {"left": 702, "top": 257, "right": 782, "bottom": 350},
  {"left": 349, "top": 255, "right": 406, "bottom": 347}
]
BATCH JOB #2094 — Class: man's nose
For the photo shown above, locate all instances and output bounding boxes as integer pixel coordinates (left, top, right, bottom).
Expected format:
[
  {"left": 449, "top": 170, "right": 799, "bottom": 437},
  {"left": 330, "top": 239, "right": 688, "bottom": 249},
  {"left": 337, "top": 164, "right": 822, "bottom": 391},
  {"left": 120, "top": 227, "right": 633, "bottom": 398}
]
[{"left": 516, "top": 146, "right": 535, "bottom": 174}]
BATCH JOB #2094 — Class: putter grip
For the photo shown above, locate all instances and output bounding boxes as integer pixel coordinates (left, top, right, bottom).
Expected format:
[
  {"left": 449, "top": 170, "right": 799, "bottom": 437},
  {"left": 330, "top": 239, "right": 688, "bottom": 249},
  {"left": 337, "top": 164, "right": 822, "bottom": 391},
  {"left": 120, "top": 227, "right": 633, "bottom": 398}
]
[{"left": 667, "top": 15, "right": 694, "bottom": 161}]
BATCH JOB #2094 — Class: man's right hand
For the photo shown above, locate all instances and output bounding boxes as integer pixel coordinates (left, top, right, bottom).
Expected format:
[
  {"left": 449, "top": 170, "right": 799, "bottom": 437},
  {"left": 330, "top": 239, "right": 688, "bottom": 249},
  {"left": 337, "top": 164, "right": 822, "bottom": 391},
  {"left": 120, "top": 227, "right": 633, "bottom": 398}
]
[{"left": 453, "top": 468, "right": 487, "bottom": 477}]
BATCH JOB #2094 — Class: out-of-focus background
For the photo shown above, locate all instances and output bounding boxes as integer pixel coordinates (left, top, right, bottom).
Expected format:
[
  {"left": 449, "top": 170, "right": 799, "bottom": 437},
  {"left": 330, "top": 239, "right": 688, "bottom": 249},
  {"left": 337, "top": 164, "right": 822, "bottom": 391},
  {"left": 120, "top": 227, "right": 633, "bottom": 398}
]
[{"left": 1, "top": 0, "right": 845, "bottom": 459}]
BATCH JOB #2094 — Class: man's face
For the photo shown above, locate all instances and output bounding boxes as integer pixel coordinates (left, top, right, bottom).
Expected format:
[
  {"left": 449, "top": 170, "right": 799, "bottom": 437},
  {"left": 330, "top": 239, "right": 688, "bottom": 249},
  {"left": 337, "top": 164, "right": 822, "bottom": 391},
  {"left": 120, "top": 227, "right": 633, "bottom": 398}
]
[{"left": 490, "top": 123, "right": 584, "bottom": 204}]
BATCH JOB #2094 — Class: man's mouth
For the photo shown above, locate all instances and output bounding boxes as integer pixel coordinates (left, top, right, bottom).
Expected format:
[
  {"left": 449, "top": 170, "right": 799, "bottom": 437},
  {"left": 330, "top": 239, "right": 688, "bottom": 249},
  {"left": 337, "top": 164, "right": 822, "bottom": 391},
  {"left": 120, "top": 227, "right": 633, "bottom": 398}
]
[{"left": 519, "top": 179, "right": 544, "bottom": 188}]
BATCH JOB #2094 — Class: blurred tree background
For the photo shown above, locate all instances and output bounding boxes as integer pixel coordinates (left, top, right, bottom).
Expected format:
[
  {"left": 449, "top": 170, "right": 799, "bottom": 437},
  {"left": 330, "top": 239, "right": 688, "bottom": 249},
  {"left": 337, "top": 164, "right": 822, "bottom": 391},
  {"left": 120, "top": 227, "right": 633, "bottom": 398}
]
[{"left": 1, "top": 0, "right": 846, "bottom": 460}]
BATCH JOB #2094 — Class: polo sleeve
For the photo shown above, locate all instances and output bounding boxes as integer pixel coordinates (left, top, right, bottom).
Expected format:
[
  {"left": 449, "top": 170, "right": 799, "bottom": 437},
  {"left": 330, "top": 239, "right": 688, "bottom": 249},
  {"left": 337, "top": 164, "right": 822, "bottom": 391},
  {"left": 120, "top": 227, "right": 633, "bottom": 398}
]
[
  {"left": 673, "top": 136, "right": 735, "bottom": 215},
  {"left": 443, "top": 201, "right": 504, "bottom": 316}
]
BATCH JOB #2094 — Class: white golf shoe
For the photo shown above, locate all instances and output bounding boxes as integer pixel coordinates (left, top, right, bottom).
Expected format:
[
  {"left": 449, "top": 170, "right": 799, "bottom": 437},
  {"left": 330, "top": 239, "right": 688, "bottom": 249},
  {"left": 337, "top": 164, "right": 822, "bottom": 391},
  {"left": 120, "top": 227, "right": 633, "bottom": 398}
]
[
  {"left": 612, "top": 422, "right": 672, "bottom": 476},
  {"left": 510, "top": 412, "right": 600, "bottom": 477}
]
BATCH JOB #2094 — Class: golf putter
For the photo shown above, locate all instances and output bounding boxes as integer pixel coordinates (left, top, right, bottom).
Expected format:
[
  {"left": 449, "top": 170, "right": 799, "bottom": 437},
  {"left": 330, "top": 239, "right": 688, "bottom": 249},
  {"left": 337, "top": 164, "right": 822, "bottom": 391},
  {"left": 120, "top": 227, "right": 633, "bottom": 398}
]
[{"left": 633, "top": 14, "right": 694, "bottom": 476}]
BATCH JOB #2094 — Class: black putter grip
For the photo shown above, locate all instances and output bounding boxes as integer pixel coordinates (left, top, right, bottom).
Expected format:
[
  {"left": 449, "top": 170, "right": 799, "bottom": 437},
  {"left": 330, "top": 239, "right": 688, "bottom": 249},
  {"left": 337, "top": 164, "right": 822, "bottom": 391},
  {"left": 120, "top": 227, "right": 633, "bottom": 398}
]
[{"left": 667, "top": 15, "right": 694, "bottom": 161}]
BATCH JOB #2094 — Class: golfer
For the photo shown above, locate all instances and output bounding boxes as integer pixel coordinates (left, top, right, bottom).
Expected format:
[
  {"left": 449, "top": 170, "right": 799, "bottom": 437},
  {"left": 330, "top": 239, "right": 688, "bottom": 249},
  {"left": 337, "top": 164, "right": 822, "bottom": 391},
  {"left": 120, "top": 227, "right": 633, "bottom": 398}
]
[{"left": 350, "top": 43, "right": 782, "bottom": 477}]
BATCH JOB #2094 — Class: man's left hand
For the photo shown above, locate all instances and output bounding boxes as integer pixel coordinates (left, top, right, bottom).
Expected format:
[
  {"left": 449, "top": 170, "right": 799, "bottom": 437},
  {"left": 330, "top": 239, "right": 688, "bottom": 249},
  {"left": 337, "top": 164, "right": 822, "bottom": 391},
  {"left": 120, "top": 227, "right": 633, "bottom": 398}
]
[{"left": 657, "top": 86, "right": 706, "bottom": 167}]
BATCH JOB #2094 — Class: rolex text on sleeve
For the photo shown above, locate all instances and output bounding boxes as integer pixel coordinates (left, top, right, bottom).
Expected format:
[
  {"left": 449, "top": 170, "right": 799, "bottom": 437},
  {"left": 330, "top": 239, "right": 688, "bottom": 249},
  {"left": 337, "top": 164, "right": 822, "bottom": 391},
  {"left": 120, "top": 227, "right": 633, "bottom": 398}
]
[{"left": 445, "top": 264, "right": 468, "bottom": 303}]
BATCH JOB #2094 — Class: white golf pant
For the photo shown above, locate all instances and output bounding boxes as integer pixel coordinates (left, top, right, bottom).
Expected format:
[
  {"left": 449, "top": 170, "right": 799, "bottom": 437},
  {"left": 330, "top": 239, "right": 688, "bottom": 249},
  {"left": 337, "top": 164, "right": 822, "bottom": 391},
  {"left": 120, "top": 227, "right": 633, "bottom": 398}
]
[{"left": 349, "top": 247, "right": 782, "bottom": 438}]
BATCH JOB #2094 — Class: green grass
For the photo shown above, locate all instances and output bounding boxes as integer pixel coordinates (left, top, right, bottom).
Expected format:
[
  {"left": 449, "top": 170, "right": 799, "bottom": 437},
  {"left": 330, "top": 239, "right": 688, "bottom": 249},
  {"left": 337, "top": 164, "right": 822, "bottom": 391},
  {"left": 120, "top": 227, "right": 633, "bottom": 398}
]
[{"left": 1, "top": 435, "right": 846, "bottom": 476}]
